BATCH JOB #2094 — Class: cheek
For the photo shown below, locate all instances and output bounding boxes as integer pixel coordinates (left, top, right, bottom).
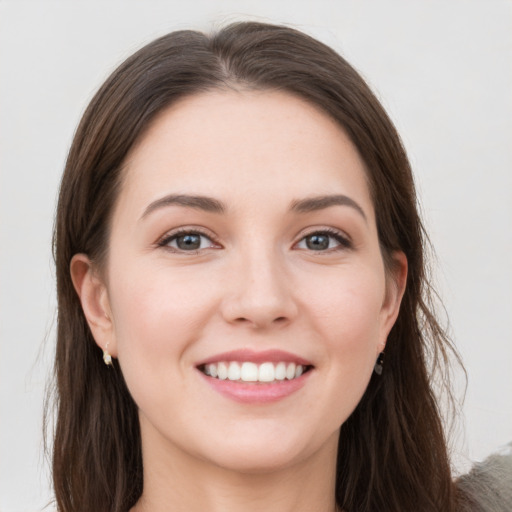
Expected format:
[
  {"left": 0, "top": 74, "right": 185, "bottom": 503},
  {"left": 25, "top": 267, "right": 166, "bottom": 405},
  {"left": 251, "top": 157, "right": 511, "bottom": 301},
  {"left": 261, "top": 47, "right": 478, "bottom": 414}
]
[
  {"left": 108, "top": 263, "right": 219, "bottom": 361},
  {"left": 106, "top": 263, "right": 221, "bottom": 418},
  {"left": 306, "top": 271, "right": 385, "bottom": 422},
  {"left": 305, "top": 265, "right": 385, "bottom": 337},
  {"left": 300, "top": 265, "right": 385, "bottom": 380}
]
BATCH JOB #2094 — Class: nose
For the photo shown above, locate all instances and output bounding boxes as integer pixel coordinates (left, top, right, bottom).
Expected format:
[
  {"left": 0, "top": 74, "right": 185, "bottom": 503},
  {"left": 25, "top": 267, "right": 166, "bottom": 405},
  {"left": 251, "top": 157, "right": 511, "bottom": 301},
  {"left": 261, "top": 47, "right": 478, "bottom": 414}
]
[{"left": 220, "top": 246, "right": 299, "bottom": 329}]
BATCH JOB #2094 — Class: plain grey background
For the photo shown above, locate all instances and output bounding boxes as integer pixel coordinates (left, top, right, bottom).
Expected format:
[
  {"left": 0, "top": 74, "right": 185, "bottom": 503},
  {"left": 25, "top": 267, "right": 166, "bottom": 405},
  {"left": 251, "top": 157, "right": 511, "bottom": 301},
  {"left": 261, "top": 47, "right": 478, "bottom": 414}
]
[{"left": 1, "top": 1, "right": 511, "bottom": 511}]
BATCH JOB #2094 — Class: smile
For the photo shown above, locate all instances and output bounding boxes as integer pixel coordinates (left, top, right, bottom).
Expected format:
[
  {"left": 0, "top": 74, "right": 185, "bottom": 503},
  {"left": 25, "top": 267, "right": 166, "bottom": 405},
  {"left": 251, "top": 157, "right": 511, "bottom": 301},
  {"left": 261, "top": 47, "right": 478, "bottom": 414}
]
[
  {"left": 196, "top": 349, "right": 314, "bottom": 402},
  {"left": 200, "top": 361, "right": 311, "bottom": 383}
]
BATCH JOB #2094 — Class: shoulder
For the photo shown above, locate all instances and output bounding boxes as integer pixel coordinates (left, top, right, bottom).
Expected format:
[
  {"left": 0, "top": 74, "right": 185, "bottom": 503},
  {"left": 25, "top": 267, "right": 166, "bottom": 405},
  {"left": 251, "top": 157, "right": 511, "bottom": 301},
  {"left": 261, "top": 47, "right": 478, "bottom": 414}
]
[{"left": 456, "top": 444, "right": 512, "bottom": 512}]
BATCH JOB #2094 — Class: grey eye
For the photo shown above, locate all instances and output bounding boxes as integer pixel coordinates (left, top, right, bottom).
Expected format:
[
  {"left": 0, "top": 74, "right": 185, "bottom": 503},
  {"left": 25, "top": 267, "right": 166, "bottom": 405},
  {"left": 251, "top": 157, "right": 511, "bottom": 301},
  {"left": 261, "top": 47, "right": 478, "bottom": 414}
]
[
  {"left": 295, "top": 231, "right": 351, "bottom": 252},
  {"left": 165, "top": 232, "right": 214, "bottom": 251},
  {"left": 305, "top": 234, "right": 330, "bottom": 250},
  {"left": 175, "top": 234, "right": 202, "bottom": 250}
]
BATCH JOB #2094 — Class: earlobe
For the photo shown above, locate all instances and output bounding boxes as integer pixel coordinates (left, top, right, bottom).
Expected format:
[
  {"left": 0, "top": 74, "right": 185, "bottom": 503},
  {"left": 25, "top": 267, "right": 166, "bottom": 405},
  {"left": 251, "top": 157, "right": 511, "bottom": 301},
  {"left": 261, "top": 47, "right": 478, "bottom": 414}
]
[
  {"left": 70, "top": 254, "right": 117, "bottom": 357},
  {"left": 379, "top": 251, "right": 408, "bottom": 348}
]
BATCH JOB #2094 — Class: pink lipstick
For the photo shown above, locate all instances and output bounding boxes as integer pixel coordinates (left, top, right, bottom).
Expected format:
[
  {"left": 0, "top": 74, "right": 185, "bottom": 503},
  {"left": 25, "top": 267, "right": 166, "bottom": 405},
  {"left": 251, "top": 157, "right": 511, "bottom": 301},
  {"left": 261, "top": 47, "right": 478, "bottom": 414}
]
[{"left": 196, "top": 349, "right": 314, "bottom": 403}]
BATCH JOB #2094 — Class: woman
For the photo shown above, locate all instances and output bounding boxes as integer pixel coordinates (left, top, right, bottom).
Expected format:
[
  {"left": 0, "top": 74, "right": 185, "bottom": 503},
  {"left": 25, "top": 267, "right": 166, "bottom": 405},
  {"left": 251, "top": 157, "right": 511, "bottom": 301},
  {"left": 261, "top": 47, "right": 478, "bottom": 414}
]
[{"left": 48, "top": 21, "right": 504, "bottom": 512}]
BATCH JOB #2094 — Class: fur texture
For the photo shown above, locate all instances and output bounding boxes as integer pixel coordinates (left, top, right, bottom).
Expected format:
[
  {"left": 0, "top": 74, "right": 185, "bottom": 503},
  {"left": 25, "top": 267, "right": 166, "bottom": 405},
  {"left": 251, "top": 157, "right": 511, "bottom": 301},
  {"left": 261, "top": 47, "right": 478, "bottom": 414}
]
[{"left": 457, "top": 445, "right": 512, "bottom": 511}]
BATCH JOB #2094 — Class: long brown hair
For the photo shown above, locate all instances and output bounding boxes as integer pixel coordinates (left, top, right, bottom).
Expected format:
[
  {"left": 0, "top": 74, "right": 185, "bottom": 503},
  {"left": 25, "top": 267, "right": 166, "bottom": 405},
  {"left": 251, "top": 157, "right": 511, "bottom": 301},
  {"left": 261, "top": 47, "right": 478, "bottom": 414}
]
[{"left": 48, "top": 22, "right": 463, "bottom": 512}]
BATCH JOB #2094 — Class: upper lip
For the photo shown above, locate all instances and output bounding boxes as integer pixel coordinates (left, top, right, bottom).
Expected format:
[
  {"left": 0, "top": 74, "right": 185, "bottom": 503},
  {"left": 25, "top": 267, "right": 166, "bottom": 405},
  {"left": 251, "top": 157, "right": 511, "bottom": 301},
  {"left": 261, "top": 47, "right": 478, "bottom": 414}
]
[{"left": 196, "top": 349, "right": 313, "bottom": 367}]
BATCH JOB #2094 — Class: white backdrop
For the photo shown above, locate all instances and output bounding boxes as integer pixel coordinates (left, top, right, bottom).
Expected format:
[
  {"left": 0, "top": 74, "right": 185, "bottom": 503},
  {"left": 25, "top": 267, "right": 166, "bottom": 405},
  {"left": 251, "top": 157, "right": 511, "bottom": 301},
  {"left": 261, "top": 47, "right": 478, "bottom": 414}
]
[{"left": 1, "top": 1, "right": 511, "bottom": 511}]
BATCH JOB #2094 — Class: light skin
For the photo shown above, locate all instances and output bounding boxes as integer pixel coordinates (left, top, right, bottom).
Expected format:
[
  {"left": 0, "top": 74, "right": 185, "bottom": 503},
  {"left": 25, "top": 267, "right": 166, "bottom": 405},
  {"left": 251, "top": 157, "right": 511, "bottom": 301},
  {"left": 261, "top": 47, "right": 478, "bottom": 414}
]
[{"left": 71, "top": 90, "right": 407, "bottom": 512}]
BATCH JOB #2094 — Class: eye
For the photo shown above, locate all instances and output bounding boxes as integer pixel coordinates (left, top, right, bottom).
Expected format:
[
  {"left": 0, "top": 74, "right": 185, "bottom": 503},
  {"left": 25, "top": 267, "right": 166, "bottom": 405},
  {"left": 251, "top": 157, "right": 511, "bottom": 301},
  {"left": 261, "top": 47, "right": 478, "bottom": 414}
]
[
  {"left": 159, "top": 230, "right": 219, "bottom": 252},
  {"left": 295, "top": 230, "right": 351, "bottom": 251}
]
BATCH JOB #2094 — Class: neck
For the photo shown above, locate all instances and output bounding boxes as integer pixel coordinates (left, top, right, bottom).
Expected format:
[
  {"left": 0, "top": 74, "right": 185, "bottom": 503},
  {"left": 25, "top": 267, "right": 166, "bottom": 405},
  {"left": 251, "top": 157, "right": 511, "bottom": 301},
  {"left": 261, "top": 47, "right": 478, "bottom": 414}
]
[{"left": 131, "top": 425, "right": 339, "bottom": 512}]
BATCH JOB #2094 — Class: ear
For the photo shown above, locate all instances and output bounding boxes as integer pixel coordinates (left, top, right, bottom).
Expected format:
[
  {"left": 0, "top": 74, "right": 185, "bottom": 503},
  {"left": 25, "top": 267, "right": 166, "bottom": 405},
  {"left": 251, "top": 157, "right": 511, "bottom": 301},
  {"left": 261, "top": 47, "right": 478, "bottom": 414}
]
[
  {"left": 378, "top": 251, "right": 408, "bottom": 352},
  {"left": 70, "top": 254, "right": 117, "bottom": 358}
]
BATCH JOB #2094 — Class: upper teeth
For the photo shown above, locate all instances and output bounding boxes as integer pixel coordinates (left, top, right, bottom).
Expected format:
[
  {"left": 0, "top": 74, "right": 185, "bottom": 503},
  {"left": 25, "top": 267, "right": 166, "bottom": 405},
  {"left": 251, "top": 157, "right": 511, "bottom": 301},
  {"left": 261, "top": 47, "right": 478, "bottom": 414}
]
[{"left": 202, "top": 361, "right": 305, "bottom": 382}]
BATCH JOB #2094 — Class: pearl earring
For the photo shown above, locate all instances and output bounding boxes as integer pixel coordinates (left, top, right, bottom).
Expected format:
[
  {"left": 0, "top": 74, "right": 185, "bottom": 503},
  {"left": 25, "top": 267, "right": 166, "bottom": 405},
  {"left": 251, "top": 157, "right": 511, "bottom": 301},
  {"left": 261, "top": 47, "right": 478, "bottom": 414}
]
[{"left": 103, "top": 342, "right": 113, "bottom": 366}]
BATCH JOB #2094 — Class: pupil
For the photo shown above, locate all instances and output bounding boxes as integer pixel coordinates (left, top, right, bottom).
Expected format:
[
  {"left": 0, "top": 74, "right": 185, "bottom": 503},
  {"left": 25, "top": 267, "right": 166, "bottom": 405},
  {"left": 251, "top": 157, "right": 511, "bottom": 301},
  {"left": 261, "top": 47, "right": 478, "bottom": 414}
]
[
  {"left": 306, "top": 234, "right": 329, "bottom": 250},
  {"left": 177, "top": 234, "right": 200, "bottom": 250}
]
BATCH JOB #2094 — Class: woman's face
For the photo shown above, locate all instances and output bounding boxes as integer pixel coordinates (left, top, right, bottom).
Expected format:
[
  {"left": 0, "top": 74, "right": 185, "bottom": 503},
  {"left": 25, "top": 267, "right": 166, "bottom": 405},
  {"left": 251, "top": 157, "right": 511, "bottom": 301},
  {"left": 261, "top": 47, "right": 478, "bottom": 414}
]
[{"left": 76, "top": 90, "right": 406, "bottom": 473}]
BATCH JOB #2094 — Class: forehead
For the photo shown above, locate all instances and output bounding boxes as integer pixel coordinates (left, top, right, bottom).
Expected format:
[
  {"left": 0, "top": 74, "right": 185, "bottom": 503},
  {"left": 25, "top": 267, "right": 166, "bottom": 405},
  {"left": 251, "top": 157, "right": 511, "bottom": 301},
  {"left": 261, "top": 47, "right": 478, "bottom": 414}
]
[{"left": 119, "top": 90, "right": 373, "bottom": 216}]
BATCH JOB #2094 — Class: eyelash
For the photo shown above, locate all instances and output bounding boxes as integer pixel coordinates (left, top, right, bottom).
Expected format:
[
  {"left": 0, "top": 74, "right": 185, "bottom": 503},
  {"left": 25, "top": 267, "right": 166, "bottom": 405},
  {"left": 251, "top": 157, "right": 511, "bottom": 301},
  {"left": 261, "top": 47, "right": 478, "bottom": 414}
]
[{"left": 157, "top": 227, "right": 352, "bottom": 254}]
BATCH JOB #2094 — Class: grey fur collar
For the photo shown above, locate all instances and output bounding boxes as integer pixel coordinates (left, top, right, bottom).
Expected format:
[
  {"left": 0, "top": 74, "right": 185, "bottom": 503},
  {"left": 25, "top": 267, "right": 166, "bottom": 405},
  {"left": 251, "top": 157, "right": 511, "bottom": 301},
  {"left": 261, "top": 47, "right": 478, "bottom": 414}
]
[{"left": 457, "top": 445, "right": 512, "bottom": 511}]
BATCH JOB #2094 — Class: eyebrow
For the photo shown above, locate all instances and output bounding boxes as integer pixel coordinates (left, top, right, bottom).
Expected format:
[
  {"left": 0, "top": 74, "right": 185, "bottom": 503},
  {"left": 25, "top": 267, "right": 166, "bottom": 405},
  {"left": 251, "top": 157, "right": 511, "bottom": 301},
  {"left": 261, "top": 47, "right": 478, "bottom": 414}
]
[
  {"left": 290, "top": 194, "right": 367, "bottom": 221},
  {"left": 140, "top": 192, "right": 367, "bottom": 222},
  {"left": 140, "top": 194, "right": 225, "bottom": 220}
]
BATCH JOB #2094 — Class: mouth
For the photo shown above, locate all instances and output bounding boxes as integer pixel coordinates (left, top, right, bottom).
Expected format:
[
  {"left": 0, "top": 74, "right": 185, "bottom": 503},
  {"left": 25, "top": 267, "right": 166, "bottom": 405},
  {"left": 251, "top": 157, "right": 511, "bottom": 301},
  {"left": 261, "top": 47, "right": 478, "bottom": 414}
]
[
  {"left": 198, "top": 361, "right": 313, "bottom": 383},
  {"left": 195, "top": 349, "right": 314, "bottom": 403}
]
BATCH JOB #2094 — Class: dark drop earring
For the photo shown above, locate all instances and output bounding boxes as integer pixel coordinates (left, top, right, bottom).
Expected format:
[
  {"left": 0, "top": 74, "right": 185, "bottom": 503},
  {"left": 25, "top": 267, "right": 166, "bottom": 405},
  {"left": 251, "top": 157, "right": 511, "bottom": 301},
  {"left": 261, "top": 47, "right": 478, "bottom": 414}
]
[{"left": 374, "top": 352, "right": 385, "bottom": 375}]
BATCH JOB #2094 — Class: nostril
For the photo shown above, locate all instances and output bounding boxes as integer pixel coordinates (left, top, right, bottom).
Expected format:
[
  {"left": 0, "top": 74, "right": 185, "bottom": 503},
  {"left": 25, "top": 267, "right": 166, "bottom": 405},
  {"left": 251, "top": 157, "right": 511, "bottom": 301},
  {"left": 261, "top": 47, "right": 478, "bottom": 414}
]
[
  {"left": 234, "top": 317, "right": 249, "bottom": 323},
  {"left": 272, "top": 316, "right": 290, "bottom": 326},
  {"left": 233, "top": 316, "right": 288, "bottom": 327}
]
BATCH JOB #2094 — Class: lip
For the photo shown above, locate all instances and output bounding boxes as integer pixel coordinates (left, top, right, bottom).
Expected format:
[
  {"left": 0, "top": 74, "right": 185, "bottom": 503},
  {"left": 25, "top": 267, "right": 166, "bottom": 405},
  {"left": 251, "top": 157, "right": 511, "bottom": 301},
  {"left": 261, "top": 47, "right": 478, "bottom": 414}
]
[
  {"left": 195, "top": 349, "right": 314, "bottom": 404},
  {"left": 196, "top": 348, "right": 313, "bottom": 367},
  {"left": 198, "top": 368, "right": 312, "bottom": 403}
]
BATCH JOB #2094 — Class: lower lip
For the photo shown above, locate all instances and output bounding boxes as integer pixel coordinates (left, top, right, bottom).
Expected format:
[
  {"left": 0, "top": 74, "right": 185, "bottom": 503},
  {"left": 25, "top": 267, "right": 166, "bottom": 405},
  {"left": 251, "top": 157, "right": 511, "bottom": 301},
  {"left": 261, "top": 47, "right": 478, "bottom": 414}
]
[{"left": 198, "top": 370, "right": 311, "bottom": 403}]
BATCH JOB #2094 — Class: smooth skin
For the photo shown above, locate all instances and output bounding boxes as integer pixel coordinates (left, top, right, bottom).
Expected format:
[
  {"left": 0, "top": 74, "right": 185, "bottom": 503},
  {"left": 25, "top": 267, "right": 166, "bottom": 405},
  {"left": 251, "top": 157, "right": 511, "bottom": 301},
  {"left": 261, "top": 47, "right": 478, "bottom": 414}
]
[{"left": 71, "top": 90, "right": 407, "bottom": 512}]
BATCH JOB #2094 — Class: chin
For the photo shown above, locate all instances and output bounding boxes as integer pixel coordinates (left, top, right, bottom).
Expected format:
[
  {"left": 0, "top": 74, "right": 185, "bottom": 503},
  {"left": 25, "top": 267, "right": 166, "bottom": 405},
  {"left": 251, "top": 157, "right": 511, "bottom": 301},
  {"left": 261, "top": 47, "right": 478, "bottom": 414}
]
[
  {"left": 207, "top": 443, "right": 308, "bottom": 474},
  {"left": 195, "top": 422, "right": 339, "bottom": 475}
]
